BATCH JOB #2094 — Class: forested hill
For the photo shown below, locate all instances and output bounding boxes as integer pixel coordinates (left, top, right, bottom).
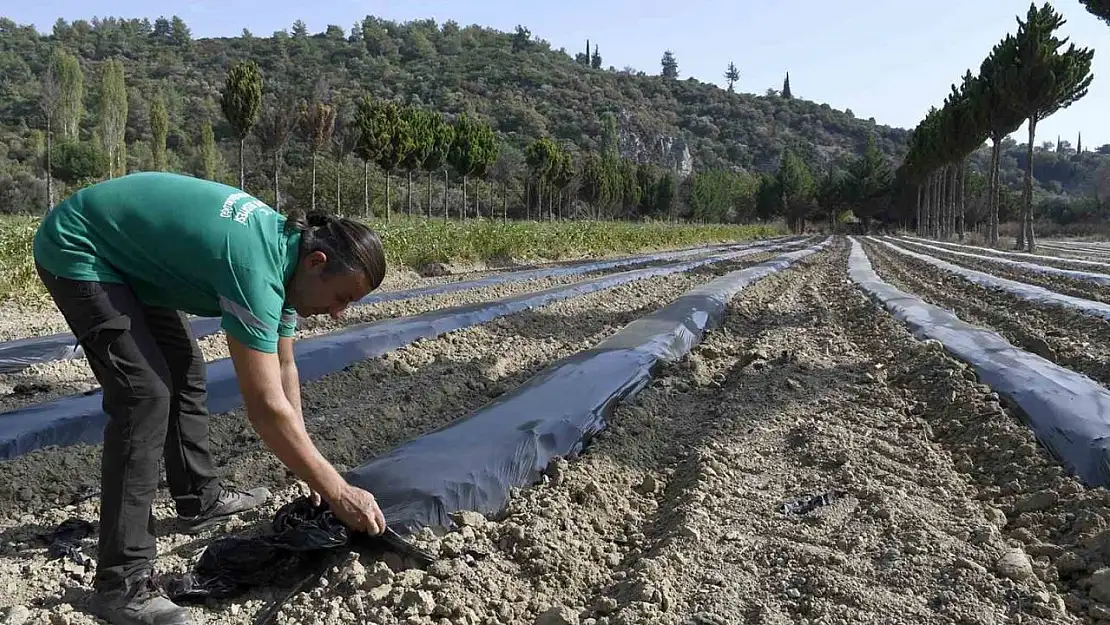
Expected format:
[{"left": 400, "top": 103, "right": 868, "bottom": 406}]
[
  {"left": 0, "top": 14, "right": 1105, "bottom": 220},
  {"left": 0, "top": 15, "right": 909, "bottom": 212}
]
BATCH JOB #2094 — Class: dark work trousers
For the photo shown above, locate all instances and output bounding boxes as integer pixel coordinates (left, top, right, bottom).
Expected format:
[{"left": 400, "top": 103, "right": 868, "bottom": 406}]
[{"left": 34, "top": 262, "right": 220, "bottom": 590}]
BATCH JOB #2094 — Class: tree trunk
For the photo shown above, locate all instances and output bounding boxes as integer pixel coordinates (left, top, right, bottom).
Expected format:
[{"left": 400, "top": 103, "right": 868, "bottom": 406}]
[
  {"left": 336, "top": 158, "right": 342, "bottom": 216},
  {"left": 311, "top": 151, "right": 317, "bottom": 211},
  {"left": 239, "top": 138, "right": 245, "bottom": 189},
  {"left": 386, "top": 173, "right": 391, "bottom": 221},
  {"left": 363, "top": 160, "right": 370, "bottom": 218},
  {"left": 1024, "top": 117, "right": 1038, "bottom": 253},
  {"left": 915, "top": 183, "right": 922, "bottom": 235},
  {"left": 274, "top": 151, "right": 281, "bottom": 211},
  {"left": 462, "top": 176, "right": 468, "bottom": 220},
  {"left": 427, "top": 172, "right": 433, "bottom": 219},
  {"left": 948, "top": 164, "right": 957, "bottom": 238},
  {"left": 958, "top": 158, "right": 967, "bottom": 239},
  {"left": 407, "top": 170, "right": 413, "bottom": 216},
  {"left": 989, "top": 137, "right": 1001, "bottom": 245},
  {"left": 45, "top": 118, "right": 54, "bottom": 211},
  {"left": 503, "top": 182, "right": 508, "bottom": 221},
  {"left": 443, "top": 169, "right": 449, "bottom": 222}
]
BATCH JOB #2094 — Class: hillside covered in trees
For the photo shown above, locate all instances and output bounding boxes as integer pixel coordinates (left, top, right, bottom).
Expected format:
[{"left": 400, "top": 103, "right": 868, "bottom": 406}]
[{"left": 0, "top": 12, "right": 1106, "bottom": 231}]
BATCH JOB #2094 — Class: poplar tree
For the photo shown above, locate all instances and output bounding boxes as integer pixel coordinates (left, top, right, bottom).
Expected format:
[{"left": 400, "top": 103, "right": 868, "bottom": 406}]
[
  {"left": 198, "top": 117, "right": 218, "bottom": 181},
  {"left": 54, "top": 50, "right": 84, "bottom": 142},
  {"left": 149, "top": 92, "right": 168, "bottom": 171},
  {"left": 98, "top": 59, "right": 128, "bottom": 178},
  {"left": 38, "top": 57, "right": 61, "bottom": 207}
]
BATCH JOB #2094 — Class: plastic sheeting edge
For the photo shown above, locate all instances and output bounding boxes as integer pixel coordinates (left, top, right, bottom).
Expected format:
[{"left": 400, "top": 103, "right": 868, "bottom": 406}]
[
  {"left": 0, "top": 238, "right": 811, "bottom": 461},
  {"left": 345, "top": 238, "right": 832, "bottom": 534},
  {"left": 847, "top": 237, "right": 1110, "bottom": 487}
]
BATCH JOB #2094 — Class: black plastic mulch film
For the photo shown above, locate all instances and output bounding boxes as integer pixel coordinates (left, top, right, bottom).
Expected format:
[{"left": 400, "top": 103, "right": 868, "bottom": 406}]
[
  {"left": 892, "top": 236, "right": 1110, "bottom": 287},
  {"left": 849, "top": 237, "right": 1110, "bottom": 487},
  {"left": 873, "top": 237, "right": 1110, "bottom": 321},
  {"left": 0, "top": 238, "right": 807, "bottom": 461},
  {"left": 0, "top": 240, "right": 789, "bottom": 374},
  {"left": 154, "top": 238, "right": 830, "bottom": 622}
]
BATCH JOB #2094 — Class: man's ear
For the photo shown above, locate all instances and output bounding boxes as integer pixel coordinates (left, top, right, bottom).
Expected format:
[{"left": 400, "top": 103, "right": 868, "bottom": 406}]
[{"left": 303, "top": 250, "right": 328, "bottom": 271}]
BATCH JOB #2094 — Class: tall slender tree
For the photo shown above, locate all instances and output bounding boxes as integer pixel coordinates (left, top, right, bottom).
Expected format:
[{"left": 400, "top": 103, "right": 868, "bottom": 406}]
[
  {"left": 1003, "top": 2, "right": 1094, "bottom": 252},
  {"left": 38, "top": 57, "right": 61, "bottom": 208},
  {"left": 782, "top": 72, "right": 793, "bottom": 99},
  {"left": 400, "top": 106, "right": 434, "bottom": 216},
  {"left": 376, "top": 101, "right": 413, "bottom": 220},
  {"left": 97, "top": 58, "right": 128, "bottom": 178},
  {"left": 54, "top": 49, "right": 84, "bottom": 142},
  {"left": 977, "top": 36, "right": 1024, "bottom": 244},
  {"left": 149, "top": 91, "right": 169, "bottom": 171},
  {"left": 198, "top": 117, "right": 218, "bottom": 181},
  {"left": 254, "top": 93, "right": 297, "bottom": 211},
  {"left": 220, "top": 60, "right": 263, "bottom": 189},
  {"left": 329, "top": 104, "right": 360, "bottom": 216},
  {"left": 724, "top": 62, "right": 740, "bottom": 92},
  {"left": 299, "top": 84, "right": 337, "bottom": 211},
  {"left": 354, "top": 97, "right": 388, "bottom": 218},
  {"left": 421, "top": 112, "right": 454, "bottom": 220}
]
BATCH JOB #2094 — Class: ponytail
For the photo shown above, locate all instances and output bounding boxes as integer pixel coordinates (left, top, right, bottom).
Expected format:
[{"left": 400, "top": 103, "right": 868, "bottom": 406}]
[{"left": 285, "top": 210, "right": 386, "bottom": 290}]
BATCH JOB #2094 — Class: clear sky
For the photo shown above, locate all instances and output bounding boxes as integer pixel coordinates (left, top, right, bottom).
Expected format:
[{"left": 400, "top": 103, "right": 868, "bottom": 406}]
[{"left": 11, "top": 0, "right": 1110, "bottom": 149}]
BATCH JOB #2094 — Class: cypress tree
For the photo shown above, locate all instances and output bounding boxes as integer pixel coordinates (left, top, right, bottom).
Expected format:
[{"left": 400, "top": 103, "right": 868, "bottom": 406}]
[{"left": 220, "top": 60, "right": 263, "bottom": 189}]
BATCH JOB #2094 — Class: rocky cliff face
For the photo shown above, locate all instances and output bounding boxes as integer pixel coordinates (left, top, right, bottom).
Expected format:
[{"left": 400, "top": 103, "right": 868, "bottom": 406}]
[{"left": 615, "top": 111, "right": 695, "bottom": 178}]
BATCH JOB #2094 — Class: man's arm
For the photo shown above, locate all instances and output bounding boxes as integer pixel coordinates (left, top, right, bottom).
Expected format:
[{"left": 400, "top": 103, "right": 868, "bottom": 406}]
[
  {"left": 227, "top": 333, "right": 346, "bottom": 502},
  {"left": 277, "top": 336, "right": 304, "bottom": 424}
]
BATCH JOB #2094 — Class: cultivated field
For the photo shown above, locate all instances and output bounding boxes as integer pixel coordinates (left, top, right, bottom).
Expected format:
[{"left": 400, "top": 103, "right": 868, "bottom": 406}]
[{"left": 2, "top": 230, "right": 1110, "bottom": 625}]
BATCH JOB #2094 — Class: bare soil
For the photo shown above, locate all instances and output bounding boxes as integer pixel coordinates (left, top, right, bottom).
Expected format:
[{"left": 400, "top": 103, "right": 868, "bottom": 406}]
[{"left": 863, "top": 239, "right": 1110, "bottom": 390}]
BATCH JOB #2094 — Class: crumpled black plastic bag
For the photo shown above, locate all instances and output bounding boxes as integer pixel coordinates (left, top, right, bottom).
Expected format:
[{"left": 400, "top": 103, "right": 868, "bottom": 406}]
[
  {"left": 166, "top": 496, "right": 351, "bottom": 602},
  {"left": 165, "top": 496, "right": 435, "bottom": 604}
]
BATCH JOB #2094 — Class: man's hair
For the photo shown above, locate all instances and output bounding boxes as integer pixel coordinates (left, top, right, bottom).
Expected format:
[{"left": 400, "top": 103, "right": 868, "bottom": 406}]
[{"left": 284, "top": 210, "right": 386, "bottom": 290}]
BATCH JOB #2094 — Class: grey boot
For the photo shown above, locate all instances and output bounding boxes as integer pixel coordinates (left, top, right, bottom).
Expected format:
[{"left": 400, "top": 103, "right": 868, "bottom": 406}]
[
  {"left": 86, "top": 572, "right": 193, "bottom": 625},
  {"left": 180, "top": 486, "right": 270, "bottom": 534}
]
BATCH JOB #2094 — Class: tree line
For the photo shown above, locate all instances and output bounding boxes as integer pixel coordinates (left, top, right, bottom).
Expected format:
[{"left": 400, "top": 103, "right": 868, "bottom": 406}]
[{"left": 897, "top": 2, "right": 1094, "bottom": 253}]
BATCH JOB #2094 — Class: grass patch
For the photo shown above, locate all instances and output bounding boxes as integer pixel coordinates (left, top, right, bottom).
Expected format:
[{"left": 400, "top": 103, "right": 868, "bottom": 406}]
[{"left": 0, "top": 215, "right": 786, "bottom": 303}]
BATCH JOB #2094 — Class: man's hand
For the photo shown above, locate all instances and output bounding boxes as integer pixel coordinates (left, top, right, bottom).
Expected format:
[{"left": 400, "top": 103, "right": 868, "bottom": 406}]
[{"left": 329, "top": 483, "right": 387, "bottom": 535}]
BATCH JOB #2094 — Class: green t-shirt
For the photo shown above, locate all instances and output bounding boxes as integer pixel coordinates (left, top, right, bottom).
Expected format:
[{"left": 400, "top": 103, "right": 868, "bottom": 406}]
[{"left": 33, "top": 172, "right": 301, "bottom": 354}]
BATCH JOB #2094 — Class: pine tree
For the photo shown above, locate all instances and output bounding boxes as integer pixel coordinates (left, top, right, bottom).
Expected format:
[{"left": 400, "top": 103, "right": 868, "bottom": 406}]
[
  {"left": 1080, "top": 0, "right": 1110, "bottom": 26},
  {"left": 1004, "top": 2, "right": 1094, "bottom": 252},
  {"left": 220, "top": 60, "right": 263, "bottom": 189},
  {"left": 591, "top": 44, "right": 602, "bottom": 70},
  {"left": 782, "top": 72, "right": 792, "bottom": 99},
  {"left": 149, "top": 91, "right": 168, "bottom": 171},
  {"left": 376, "top": 101, "right": 413, "bottom": 220},
  {"left": 400, "top": 106, "right": 434, "bottom": 216},
  {"left": 1078, "top": 132, "right": 1083, "bottom": 154},
  {"left": 724, "top": 62, "right": 740, "bottom": 92},
  {"left": 354, "top": 97, "right": 388, "bottom": 217},
  {"left": 661, "top": 50, "right": 678, "bottom": 78},
  {"left": 421, "top": 112, "right": 455, "bottom": 220}
]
